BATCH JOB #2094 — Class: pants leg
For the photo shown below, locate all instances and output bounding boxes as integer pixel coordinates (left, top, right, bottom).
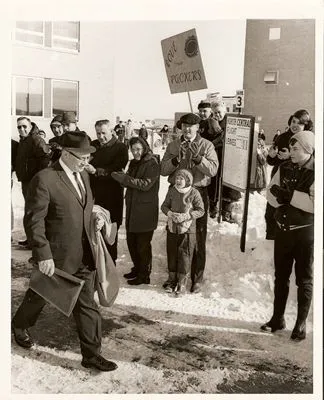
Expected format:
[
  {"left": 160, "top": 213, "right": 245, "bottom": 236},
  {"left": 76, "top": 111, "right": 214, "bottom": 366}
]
[
  {"left": 12, "top": 288, "right": 47, "bottom": 328},
  {"left": 106, "top": 227, "right": 119, "bottom": 265},
  {"left": 273, "top": 230, "right": 294, "bottom": 319},
  {"left": 166, "top": 230, "right": 178, "bottom": 274},
  {"left": 265, "top": 202, "right": 277, "bottom": 240},
  {"left": 191, "top": 187, "right": 208, "bottom": 284},
  {"left": 72, "top": 266, "right": 102, "bottom": 358},
  {"left": 177, "top": 232, "right": 196, "bottom": 277},
  {"left": 21, "top": 181, "right": 30, "bottom": 240},
  {"left": 293, "top": 228, "right": 314, "bottom": 322},
  {"left": 127, "top": 231, "right": 140, "bottom": 274},
  {"left": 134, "top": 231, "right": 154, "bottom": 278}
]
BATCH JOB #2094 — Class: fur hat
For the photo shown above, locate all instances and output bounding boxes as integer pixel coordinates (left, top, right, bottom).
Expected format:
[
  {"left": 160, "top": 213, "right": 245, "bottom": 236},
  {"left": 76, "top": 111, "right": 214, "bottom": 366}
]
[
  {"left": 50, "top": 115, "right": 63, "bottom": 126},
  {"left": 175, "top": 169, "right": 193, "bottom": 187},
  {"left": 198, "top": 100, "right": 211, "bottom": 109},
  {"left": 290, "top": 130, "right": 315, "bottom": 154},
  {"left": 179, "top": 113, "right": 201, "bottom": 126},
  {"left": 62, "top": 111, "right": 77, "bottom": 124}
]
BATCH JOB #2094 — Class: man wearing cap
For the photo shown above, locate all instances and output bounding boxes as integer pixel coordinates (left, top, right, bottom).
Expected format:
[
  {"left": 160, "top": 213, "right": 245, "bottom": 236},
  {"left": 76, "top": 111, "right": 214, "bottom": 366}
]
[
  {"left": 161, "top": 113, "right": 218, "bottom": 293},
  {"left": 12, "top": 131, "right": 118, "bottom": 372},
  {"left": 261, "top": 131, "right": 315, "bottom": 342},
  {"left": 209, "top": 100, "right": 242, "bottom": 222},
  {"left": 15, "top": 117, "right": 51, "bottom": 247},
  {"left": 198, "top": 100, "right": 225, "bottom": 218},
  {"left": 48, "top": 115, "right": 64, "bottom": 163},
  {"left": 62, "top": 111, "right": 79, "bottom": 133}
]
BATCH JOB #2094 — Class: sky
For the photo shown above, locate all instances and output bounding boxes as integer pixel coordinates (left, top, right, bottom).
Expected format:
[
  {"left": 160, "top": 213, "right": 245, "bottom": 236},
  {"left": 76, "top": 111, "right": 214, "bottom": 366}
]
[{"left": 111, "top": 20, "right": 246, "bottom": 121}]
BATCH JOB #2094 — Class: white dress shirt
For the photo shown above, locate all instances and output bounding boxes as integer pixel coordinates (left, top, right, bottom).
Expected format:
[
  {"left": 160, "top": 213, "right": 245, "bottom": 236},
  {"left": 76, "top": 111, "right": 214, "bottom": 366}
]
[{"left": 59, "top": 158, "right": 85, "bottom": 199}]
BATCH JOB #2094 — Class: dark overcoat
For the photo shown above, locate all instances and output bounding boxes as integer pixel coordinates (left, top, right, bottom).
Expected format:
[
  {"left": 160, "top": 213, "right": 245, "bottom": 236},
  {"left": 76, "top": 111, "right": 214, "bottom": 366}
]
[
  {"left": 24, "top": 161, "right": 94, "bottom": 274},
  {"left": 124, "top": 153, "right": 160, "bottom": 233}
]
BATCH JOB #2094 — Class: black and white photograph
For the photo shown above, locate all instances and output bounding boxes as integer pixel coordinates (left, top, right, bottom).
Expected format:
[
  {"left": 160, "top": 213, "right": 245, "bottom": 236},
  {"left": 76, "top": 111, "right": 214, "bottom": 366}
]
[{"left": 3, "top": 0, "right": 323, "bottom": 396}]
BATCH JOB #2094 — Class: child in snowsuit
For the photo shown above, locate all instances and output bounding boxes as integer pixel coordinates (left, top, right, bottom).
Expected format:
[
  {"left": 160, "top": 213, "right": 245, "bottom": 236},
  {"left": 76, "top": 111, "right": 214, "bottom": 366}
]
[
  {"left": 261, "top": 130, "right": 315, "bottom": 341},
  {"left": 161, "top": 169, "right": 204, "bottom": 295}
]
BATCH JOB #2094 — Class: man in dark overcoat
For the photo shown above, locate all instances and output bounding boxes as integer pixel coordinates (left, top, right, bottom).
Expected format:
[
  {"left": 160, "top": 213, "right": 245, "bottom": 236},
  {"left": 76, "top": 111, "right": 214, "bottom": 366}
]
[
  {"left": 12, "top": 132, "right": 118, "bottom": 372},
  {"left": 86, "top": 119, "right": 129, "bottom": 263}
]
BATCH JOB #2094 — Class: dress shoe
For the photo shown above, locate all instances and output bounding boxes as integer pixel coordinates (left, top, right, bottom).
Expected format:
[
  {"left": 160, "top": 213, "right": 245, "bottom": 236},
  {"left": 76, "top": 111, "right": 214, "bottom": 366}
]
[
  {"left": 190, "top": 282, "right": 201, "bottom": 293},
  {"left": 123, "top": 270, "right": 137, "bottom": 280},
  {"left": 81, "top": 355, "right": 118, "bottom": 372},
  {"left": 18, "top": 239, "right": 29, "bottom": 246},
  {"left": 12, "top": 324, "right": 34, "bottom": 349},
  {"left": 290, "top": 320, "right": 306, "bottom": 341},
  {"left": 260, "top": 317, "right": 286, "bottom": 333},
  {"left": 127, "top": 276, "right": 150, "bottom": 285}
]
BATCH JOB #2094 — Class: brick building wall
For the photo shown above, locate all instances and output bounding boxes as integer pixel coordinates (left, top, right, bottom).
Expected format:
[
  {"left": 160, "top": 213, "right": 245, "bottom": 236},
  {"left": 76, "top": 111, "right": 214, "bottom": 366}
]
[{"left": 242, "top": 19, "right": 315, "bottom": 143}]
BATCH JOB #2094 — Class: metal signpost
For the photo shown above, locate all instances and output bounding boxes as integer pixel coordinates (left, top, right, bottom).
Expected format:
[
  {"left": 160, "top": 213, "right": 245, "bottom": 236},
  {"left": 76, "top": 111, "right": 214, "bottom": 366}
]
[
  {"left": 161, "top": 28, "right": 207, "bottom": 110},
  {"left": 218, "top": 114, "right": 256, "bottom": 252}
]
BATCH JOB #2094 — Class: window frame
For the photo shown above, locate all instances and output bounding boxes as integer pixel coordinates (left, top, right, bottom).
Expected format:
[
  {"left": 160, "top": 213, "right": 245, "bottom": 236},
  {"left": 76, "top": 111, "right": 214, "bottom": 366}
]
[
  {"left": 51, "top": 78, "right": 79, "bottom": 118},
  {"left": 12, "top": 75, "right": 45, "bottom": 117},
  {"left": 51, "top": 21, "right": 80, "bottom": 53},
  {"left": 14, "top": 21, "right": 45, "bottom": 48},
  {"left": 269, "top": 27, "right": 281, "bottom": 41},
  {"left": 264, "top": 70, "right": 279, "bottom": 85}
]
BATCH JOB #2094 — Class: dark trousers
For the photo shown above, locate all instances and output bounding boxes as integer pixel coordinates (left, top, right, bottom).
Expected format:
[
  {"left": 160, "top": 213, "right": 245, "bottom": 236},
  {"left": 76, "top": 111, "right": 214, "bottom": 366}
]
[
  {"left": 207, "top": 176, "right": 218, "bottom": 211},
  {"left": 167, "top": 230, "right": 196, "bottom": 277},
  {"left": 12, "top": 266, "right": 102, "bottom": 358},
  {"left": 265, "top": 202, "right": 277, "bottom": 240},
  {"left": 21, "top": 181, "right": 30, "bottom": 239},
  {"left": 126, "top": 231, "right": 154, "bottom": 278},
  {"left": 272, "top": 227, "right": 314, "bottom": 322},
  {"left": 191, "top": 186, "right": 208, "bottom": 284},
  {"left": 106, "top": 227, "right": 119, "bottom": 264}
]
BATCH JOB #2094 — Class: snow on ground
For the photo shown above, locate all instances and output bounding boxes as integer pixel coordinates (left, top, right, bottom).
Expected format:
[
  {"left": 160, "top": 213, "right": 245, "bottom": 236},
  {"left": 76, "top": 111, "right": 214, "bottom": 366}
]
[{"left": 10, "top": 151, "right": 313, "bottom": 394}]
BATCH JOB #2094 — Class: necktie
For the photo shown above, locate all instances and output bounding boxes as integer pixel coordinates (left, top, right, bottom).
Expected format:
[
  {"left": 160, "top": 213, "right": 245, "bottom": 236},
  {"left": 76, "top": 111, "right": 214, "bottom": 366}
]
[{"left": 73, "top": 172, "right": 86, "bottom": 205}]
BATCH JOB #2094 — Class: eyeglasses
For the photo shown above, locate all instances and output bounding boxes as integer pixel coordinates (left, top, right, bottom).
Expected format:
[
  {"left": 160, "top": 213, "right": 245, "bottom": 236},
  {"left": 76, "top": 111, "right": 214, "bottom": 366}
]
[
  {"left": 66, "top": 150, "right": 90, "bottom": 163},
  {"left": 17, "top": 125, "right": 28, "bottom": 129}
]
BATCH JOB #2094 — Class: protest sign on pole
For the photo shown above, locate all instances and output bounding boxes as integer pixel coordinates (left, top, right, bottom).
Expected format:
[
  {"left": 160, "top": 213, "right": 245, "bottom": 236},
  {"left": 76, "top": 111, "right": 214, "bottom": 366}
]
[
  {"left": 161, "top": 28, "right": 207, "bottom": 95},
  {"left": 218, "top": 114, "right": 257, "bottom": 252}
]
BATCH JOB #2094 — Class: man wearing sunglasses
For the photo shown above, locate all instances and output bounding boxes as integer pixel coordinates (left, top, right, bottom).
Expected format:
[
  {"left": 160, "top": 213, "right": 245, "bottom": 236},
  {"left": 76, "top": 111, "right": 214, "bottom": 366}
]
[
  {"left": 12, "top": 131, "right": 118, "bottom": 372},
  {"left": 14, "top": 117, "right": 50, "bottom": 247}
]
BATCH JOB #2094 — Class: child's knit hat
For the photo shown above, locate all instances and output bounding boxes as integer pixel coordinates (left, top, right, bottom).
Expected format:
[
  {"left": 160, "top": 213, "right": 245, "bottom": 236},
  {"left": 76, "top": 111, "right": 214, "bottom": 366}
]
[
  {"left": 290, "top": 130, "right": 315, "bottom": 154},
  {"left": 175, "top": 169, "right": 193, "bottom": 187}
]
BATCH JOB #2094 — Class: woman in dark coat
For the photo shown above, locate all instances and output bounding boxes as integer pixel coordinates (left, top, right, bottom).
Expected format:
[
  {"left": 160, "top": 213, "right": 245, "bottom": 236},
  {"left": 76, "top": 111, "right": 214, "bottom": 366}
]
[{"left": 112, "top": 136, "right": 160, "bottom": 285}]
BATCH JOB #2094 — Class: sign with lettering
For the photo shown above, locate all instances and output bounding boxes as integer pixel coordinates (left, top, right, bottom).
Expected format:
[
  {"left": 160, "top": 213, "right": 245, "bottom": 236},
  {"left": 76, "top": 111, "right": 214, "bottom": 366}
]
[
  {"left": 222, "top": 114, "right": 256, "bottom": 191},
  {"left": 161, "top": 28, "right": 207, "bottom": 94},
  {"left": 236, "top": 89, "right": 244, "bottom": 108}
]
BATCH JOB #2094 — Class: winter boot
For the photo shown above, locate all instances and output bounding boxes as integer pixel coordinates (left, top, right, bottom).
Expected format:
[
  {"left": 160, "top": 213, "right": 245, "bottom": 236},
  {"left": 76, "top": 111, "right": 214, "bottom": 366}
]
[
  {"left": 163, "top": 272, "right": 177, "bottom": 292},
  {"left": 124, "top": 267, "right": 137, "bottom": 280},
  {"left": 128, "top": 275, "right": 150, "bottom": 285},
  {"left": 290, "top": 319, "right": 306, "bottom": 341},
  {"left": 260, "top": 316, "right": 286, "bottom": 332},
  {"left": 175, "top": 274, "right": 188, "bottom": 296}
]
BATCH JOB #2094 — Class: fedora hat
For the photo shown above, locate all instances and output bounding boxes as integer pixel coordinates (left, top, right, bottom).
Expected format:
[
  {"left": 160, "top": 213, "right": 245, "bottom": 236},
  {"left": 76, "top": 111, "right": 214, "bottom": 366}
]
[
  {"left": 62, "top": 111, "right": 77, "bottom": 124},
  {"left": 61, "top": 131, "right": 96, "bottom": 154}
]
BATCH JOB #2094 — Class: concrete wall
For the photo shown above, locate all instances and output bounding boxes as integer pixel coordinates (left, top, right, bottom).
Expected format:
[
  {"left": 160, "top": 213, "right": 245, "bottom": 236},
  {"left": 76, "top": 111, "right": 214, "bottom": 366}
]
[
  {"left": 11, "top": 22, "right": 115, "bottom": 141},
  {"left": 242, "top": 19, "right": 315, "bottom": 143}
]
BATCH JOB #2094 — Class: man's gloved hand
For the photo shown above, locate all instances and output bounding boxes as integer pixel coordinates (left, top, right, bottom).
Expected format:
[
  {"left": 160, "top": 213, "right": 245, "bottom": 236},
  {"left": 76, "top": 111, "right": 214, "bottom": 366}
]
[{"left": 270, "top": 184, "right": 293, "bottom": 204}]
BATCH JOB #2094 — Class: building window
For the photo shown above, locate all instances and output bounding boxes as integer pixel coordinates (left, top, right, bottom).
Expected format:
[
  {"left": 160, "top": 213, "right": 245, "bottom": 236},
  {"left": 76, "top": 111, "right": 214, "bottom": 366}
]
[
  {"left": 15, "top": 21, "right": 44, "bottom": 46},
  {"left": 14, "top": 76, "right": 44, "bottom": 116},
  {"left": 52, "top": 80, "right": 79, "bottom": 117},
  {"left": 269, "top": 27, "right": 281, "bottom": 40},
  {"left": 264, "top": 71, "right": 279, "bottom": 84},
  {"left": 52, "top": 22, "right": 80, "bottom": 52},
  {"left": 15, "top": 21, "right": 80, "bottom": 53}
]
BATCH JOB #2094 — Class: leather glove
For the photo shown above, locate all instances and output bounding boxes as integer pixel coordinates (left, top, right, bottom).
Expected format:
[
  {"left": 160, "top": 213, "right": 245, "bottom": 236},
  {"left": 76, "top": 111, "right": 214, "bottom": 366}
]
[
  {"left": 270, "top": 184, "right": 293, "bottom": 204},
  {"left": 111, "top": 171, "right": 126, "bottom": 184}
]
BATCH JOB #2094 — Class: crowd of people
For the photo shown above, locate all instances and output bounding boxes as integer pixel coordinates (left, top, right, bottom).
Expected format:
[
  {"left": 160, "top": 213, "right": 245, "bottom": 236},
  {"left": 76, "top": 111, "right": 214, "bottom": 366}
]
[{"left": 11, "top": 103, "right": 315, "bottom": 372}]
